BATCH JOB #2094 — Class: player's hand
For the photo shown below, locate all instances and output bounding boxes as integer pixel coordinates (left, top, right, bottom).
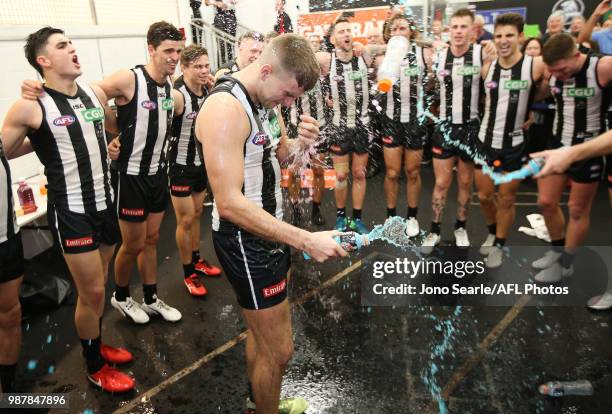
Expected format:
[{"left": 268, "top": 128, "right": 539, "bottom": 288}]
[
  {"left": 482, "top": 40, "right": 497, "bottom": 62},
  {"left": 297, "top": 114, "right": 319, "bottom": 145},
  {"left": 204, "top": 74, "right": 215, "bottom": 91},
  {"left": 108, "top": 137, "right": 121, "bottom": 160},
  {"left": 303, "top": 230, "right": 347, "bottom": 262},
  {"left": 22, "top": 80, "right": 44, "bottom": 101},
  {"left": 353, "top": 41, "right": 365, "bottom": 57},
  {"left": 530, "top": 147, "right": 573, "bottom": 178},
  {"left": 594, "top": 0, "right": 610, "bottom": 18}
]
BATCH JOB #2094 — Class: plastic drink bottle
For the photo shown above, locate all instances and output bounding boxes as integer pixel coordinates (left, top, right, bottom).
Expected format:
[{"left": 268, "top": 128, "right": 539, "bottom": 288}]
[
  {"left": 539, "top": 380, "right": 593, "bottom": 397},
  {"left": 303, "top": 232, "right": 369, "bottom": 260},
  {"left": 17, "top": 178, "right": 37, "bottom": 214},
  {"left": 377, "top": 35, "right": 409, "bottom": 93}
]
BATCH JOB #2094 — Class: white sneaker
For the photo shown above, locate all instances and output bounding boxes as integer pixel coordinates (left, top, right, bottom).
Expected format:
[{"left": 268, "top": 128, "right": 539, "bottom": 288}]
[
  {"left": 587, "top": 292, "right": 612, "bottom": 310},
  {"left": 486, "top": 246, "right": 503, "bottom": 269},
  {"left": 532, "top": 250, "right": 562, "bottom": 270},
  {"left": 421, "top": 233, "right": 441, "bottom": 254},
  {"left": 405, "top": 217, "right": 420, "bottom": 237},
  {"left": 479, "top": 234, "right": 496, "bottom": 255},
  {"left": 141, "top": 295, "right": 182, "bottom": 322},
  {"left": 454, "top": 227, "right": 470, "bottom": 248},
  {"left": 111, "top": 293, "right": 150, "bottom": 324},
  {"left": 534, "top": 262, "right": 573, "bottom": 283}
]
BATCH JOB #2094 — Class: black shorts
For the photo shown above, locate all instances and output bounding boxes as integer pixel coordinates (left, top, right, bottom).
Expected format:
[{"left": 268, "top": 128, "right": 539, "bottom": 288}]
[
  {"left": 169, "top": 164, "right": 207, "bottom": 197},
  {"left": 380, "top": 118, "right": 426, "bottom": 150},
  {"left": 48, "top": 204, "right": 120, "bottom": 254},
  {"left": 432, "top": 119, "right": 479, "bottom": 162},
  {"left": 116, "top": 171, "right": 168, "bottom": 222},
  {"left": 474, "top": 139, "right": 528, "bottom": 173},
  {"left": 546, "top": 139, "right": 604, "bottom": 184},
  {"left": 327, "top": 125, "right": 372, "bottom": 156},
  {"left": 213, "top": 230, "right": 290, "bottom": 310},
  {"left": 0, "top": 233, "right": 24, "bottom": 283}
]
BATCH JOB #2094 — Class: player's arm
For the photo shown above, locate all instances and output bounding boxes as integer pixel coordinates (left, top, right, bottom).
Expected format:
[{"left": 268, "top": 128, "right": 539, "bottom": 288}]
[
  {"left": 596, "top": 55, "right": 612, "bottom": 87},
  {"left": 533, "top": 56, "right": 551, "bottom": 102},
  {"left": 90, "top": 84, "right": 118, "bottom": 137},
  {"left": 577, "top": 0, "right": 610, "bottom": 45},
  {"left": 214, "top": 68, "right": 230, "bottom": 80},
  {"left": 0, "top": 99, "right": 41, "bottom": 158},
  {"left": 94, "top": 69, "right": 135, "bottom": 105},
  {"left": 197, "top": 94, "right": 344, "bottom": 261},
  {"left": 481, "top": 41, "right": 497, "bottom": 65},
  {"left": 172, "top": 88, "right": 185, "bottom": 116},
  {"left": 277, "top": 114, "right": 320, "bottom": 164}
]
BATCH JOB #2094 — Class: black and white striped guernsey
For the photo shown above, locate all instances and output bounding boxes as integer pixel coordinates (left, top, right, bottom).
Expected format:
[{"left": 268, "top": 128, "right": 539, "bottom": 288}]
[
  {"left": 479, "top": 55, "right": 535, "bottom": 150},
  {"left": 116, "top": 65, "right": 174, "bottom": 175},
  {"left": 0, "top": 141, "right": 18, "bottom": 243},
  {"left": 550, "top": 54, "right": 610, "bottom": 147},
  {"left": 328, "top": 52, "right": 370, "bottom": 128},
  {"left": 206, "top": 77, "right": 283, "bottom": 232},
  {"left": 29, "top": 82, "right": 113, "bottom": 213},
  {"left": 383, "top": 44, "right": 427, "bottom": 123},
  {"left": 170, "top": 76, "right": 207, "bottom": 167},
  {"left": 289, "top": 79, "right": 326, "bottom": 129},
  {"left": 436, "top": 43, "right": 482, "bottom": 125}
]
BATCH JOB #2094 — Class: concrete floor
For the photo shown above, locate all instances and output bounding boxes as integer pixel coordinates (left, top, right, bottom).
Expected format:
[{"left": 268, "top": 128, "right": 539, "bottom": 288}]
[{"left": 13, "top": 165, "right": 612, "bottom": 413}]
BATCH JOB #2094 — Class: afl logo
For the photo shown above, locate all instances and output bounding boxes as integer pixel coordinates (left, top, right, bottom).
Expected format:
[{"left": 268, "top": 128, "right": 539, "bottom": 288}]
[
  {"left": 332, "top": 74, "right": 344, "bottom": 82},
  {"left": 141, "top": 100, "right": 157, "bottom": 110},
  {"left": 439, "top": 69, "right": 451, "bottom": 77},
  {"left": 186, "top": 111, "right": 197, "bottom": 120},
  {"left": 485, "top": 81, "right": 498, "bottom": 89},
  {"left": 252, "top": 132, "right": 267, "bottom": 145},
  {"left": 53, "top": 115, "right": 76, "bottom": 127},
  {"left": 551, "top": 86, "right": 562, "bottom": 94}
]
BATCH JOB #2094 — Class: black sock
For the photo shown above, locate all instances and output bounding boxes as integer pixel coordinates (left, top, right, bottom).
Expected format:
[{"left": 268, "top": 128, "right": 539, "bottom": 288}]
[
  {"left": 114, "top": 284, "right": 130, "bottom": 302},
  {"left": 487, "top": 223, "right": 497, "bottom": 235},
  {"left": 407, "top": 207, "right": 418, "bottom": 219},
  {"left": 143, "top": 283, "right": 157, "bottom": 305},
  {"left": 192, "top": 250, "right": 200, "bottom": 264},
  {"left": 455, "top": 219, "right": 466, "bottom": 230},
  {"left": 312, "top": 201, "right": 320, "bottom": 213},
  {"left": 353, "top": 209, "right": 362, "bottom": 220},
  {"left": 80, "top": 337, "right": 104, "bottom": 374},
  {"left": 551, "top": 238, "right": 565, "bottom": 253},
  {"left": 247, "top": 381, "right": 255, "bottom": 401},
  {"left": 387, "top": 207, "right": 396, "bottom": 218},
  {"left": 0, "top": 363, "right": 17, "bottom": 393},
  {"left": 494, "top": 237, "right": 506, "bottom": 247},
  {"left": 183, "top": 263, "right": 195, "bottom": 278},
  {"left": 430, "top": 222, "right": 441, "bottom": 235},
  {"left": 560, "top": 251, "right": 575, "bottom": 268},
  {"left": 336, "top": 208, "right": 346, "bottom": 218}
]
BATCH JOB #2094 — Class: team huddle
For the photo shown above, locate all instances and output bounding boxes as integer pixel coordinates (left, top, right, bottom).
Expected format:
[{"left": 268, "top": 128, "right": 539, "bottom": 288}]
[{"left": 0, "top": 4, "right": 610, "bottom": 413}]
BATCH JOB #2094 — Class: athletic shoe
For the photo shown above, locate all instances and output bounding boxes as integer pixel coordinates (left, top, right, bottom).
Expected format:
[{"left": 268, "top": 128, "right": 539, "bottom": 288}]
[
  {"left": 184, "top": 274, "right": 207, "bottom": 296},
  {"left": 100, "top": 344, "right": 133, "bottom": 364},
  {"left": 87, "top": 364, "right": 134, "bottom": 392},
  {"left": 195, "top": 259, "right": 222, "bottom": 276},
  {"left": 111, "top": 293, "right": 150, "bottom": 324},
  {"left": 141, "top": 295, "right": 182, "bottom": 322},
  {"left": 454, "top": 227, "right": 470, "bottom": 248},
  {"left": 335, "top": 216, "right": 347, "bottom": 231},
  {"left": 531, "top": 250, "right": 562, "bottom": 270},
  {"left": 349, "top": 218, "right": 369, "bottom": 235},
  {"left": 479, "top": 234, "right": 496, "bottom": 255},
  {"left": 312, "top": 209, "right": 326, "bottom": 226},
  {"left": 486, "top": 246, "right": 503, "bottom": 269},
  {"left": 405, "top": 217, "right": 420, "bottom": 237},
  {"left": 587, "top": 292, "right": 612, "bottom": 310},
  {"left": 246, "top": 396, "right": 308, "bottom": 414},
  {"left": 420, "top": 233, "right": 440, "bottom": 254},
  {"left": 534, "top": 262, "right": 573, "bottom": 283}
]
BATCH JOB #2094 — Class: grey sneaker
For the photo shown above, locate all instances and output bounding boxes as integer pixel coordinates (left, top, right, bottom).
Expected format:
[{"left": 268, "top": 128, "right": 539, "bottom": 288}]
[
  {"left": 534, "top": 262, "right": 573, "bottom": 283},
  {"left": 532, "top": 250, "right": 562, "bottom": 270},
  {"left": 420, "top": 233, "right": 441, "bottom": 254},
  {"left": 111, "top": 293, "right": 150, "bottom": 324},
  {"left": 141, "top": 295, "right": 182, "bottom": 322},
  {"left": 486, "top": 246, "right": 503, "bottom": 269},
  {"left": 454, "top": 227, "right": 470, "bottom": 248},
  {"left": 479, "top": 234, "right": 496, "bottom": 255}
]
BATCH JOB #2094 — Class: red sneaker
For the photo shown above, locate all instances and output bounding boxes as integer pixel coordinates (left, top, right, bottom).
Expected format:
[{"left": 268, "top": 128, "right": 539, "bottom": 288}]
[
  {"left": 195, "top": 259, "right": 222, "bottom": 276},
  {"left": 184, "top": 274, "right": 208, "bottom": 296},
  {"left": 88, "top": 364, "right": 135, "bottom": 392},
  {"left": 100, "top": 344, "right": 133, "bottom": 364}
]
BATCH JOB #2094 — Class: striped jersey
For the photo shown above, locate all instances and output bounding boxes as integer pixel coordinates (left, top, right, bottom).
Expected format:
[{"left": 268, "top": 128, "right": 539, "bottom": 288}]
[
  {"left": 289, "top": 79, "right": 326, "bottom": 130},
  {"left": 220, "top": 59, "right": 240, "bottom": 75},
  {"left": 383, "top": 44, "right": 427, "bottom": 123},
  {"left": 207, "top": 77, "right": 283, "bottom": 232},
  {"left": 550, "top": 54, "right": 610, "bottom": 147},
  {"left": 170, "top": 76, "right": 207, "bottom": 167},
  {"left": 436, "top": 44, "right": 483, "bottom": 124},
  {"left": 479, "top": 55, "right": 535, "bottom": 150},
  {"left": 0, "top": 141, "right": 18, "bottom": 243},
  {"left": 30, "top": 83, "right": 113, "bottom": 213},
  {"left": 328, "top": 52, "right": 370, "bottom": 128},
  {"left": 116, "top": 65, "right": 174, "bottom": 175}
]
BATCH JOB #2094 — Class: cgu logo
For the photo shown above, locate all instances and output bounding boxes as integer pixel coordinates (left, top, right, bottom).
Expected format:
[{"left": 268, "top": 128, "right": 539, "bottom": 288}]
[
  {"left": 404, "top": 66, "right": 420, "bottom": 77},
  {"left": 252, "top": 132, "right": 267, "bottom": 146},
  {"left": 82, "top": 107, "right": 104, "bottom": 122},
  {"left": 141, "top": 100, "right": 157, "bottom": 110},
  {"left": 186, "top": 111, "right": 198, "bottom": 120},
  {"left": 457, "top": 66, "right": 480, "bottom": 76},
  {"left": 53, "top": 115, "right": 76, "bottom": 127},
  {"left": 567, "top": 87, "right": 595, "bottom": 98},
  {"left": 504, "top": 80, "right": 528, "bottom": 90}
]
